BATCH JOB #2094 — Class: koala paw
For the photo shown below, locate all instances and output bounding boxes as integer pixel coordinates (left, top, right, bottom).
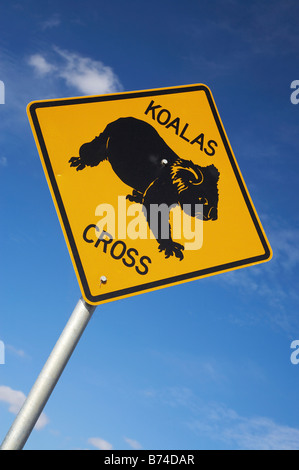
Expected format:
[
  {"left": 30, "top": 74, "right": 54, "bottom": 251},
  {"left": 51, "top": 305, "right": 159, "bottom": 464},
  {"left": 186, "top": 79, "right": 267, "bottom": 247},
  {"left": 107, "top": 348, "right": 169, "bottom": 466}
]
[
  {"left": 158, "top": 240, "right": 184, "bottom": 261},
  {"left": 69, "top": 156, "right": 86, "bottom": 171}
]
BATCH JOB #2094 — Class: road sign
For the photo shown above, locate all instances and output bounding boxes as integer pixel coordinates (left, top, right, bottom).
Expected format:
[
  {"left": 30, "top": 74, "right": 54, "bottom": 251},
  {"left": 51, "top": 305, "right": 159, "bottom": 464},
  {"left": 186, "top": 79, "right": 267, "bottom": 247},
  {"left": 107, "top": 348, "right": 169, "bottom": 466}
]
[{"left": 27, "top": 84, "right": 272, "bottom": 305}]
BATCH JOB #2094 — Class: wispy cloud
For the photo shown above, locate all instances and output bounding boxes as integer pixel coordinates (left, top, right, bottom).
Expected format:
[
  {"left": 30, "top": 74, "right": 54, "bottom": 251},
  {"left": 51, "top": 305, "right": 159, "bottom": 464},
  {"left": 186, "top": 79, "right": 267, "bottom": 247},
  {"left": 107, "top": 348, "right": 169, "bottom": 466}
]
[
  {"left": 5, "top": 344, "right": 27, "bottom": 359},
  {"left": 28, "top": 47, "right": 123, "bottom": 96},
  {"left": 270, "top": 228, "right": 299, "bottom": 272},
  {"left": 88, "top": 437, "right": 113, "bottom": 450},
  {"left": 40, "top": 14, "right": 61, "bottom": 30},
  {"left": 124, "top": 436, "right": 143, "bottom": 450},
  {"left": 190, "top": 402, "right": 299, "bottom": 450},
  {"left": 0, "top": 385, "right": 49, "bottom": 430},
  {"left": 184, "top": 0, "right": 299, "bottom": 79},
  {"left": 0, "top": 156, "right": 7, "bottom": 167},
  {"left": 144, "top": 386, "right": 299, "bottom": 449},
  {"left": 213, "top": 222, "right": 299, "bottom": 333},
  {"left": 149, "top": 350, "right": 227, "bottom": 388}
]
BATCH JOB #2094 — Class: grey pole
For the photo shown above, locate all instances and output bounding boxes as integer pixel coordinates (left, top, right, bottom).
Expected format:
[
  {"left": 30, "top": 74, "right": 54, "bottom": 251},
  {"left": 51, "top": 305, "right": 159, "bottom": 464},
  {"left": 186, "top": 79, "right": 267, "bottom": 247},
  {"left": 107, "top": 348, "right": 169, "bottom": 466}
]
[{"left": 0, "top": 297, "right": 97, "bottom": 450}]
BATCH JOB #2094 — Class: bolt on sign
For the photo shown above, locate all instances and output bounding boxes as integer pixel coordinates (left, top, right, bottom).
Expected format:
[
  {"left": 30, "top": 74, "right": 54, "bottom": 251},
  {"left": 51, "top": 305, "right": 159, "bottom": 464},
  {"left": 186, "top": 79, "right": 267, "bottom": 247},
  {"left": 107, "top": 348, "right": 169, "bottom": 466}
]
[{"left": 27, "top": 84, "right": 272, "bottom": 305}]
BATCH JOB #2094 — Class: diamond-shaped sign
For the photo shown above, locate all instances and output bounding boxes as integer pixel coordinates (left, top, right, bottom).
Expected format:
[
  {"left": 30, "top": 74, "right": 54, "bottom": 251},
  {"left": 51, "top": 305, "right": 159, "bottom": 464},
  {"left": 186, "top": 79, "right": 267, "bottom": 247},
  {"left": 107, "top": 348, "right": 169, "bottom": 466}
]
[{"left": 27, "top": 84, "right": 272, "bottom": 305}]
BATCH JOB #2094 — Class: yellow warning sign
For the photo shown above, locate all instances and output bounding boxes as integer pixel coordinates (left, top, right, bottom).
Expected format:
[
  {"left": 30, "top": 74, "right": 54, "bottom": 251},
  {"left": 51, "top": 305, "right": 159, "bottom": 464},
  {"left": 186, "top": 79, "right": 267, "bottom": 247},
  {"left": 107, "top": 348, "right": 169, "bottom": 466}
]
[{"left": 27, "top": 84, "right": 272, "bottom": 305}]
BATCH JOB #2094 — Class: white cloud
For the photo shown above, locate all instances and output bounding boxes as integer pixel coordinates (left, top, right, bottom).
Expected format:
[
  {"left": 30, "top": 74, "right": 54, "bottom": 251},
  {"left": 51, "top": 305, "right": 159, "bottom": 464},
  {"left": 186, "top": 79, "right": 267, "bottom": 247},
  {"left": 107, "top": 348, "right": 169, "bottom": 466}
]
[
  {"left": 0, "top": 385, "right": 49, "bottom": 430},
  {"left": 190, "top": 403, "right": 299, "bottom": 450},
  {"left": 88, "top": 437, "right": 113, "bottom": 450},
  {"left": 0, "top": 385, "right": 25, "bottom": 415},
  {"left": 28, "top": 47, "right": 122, "bottom": 95},
  {"left": 28, "top": 54, "right": 55, "bottom": 76},
  {"left": 145, "top": 386, "right": 299, "bottom": 449},
  {"left": 124, "top": 436, "right": 143, "bottom": 449}
]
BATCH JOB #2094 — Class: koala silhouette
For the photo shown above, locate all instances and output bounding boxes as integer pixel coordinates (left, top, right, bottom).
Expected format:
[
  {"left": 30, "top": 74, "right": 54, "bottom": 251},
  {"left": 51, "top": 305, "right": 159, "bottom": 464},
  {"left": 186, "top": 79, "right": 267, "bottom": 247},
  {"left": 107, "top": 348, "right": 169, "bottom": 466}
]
[{"left": 69, "top": 117, "right": 219, "bottom": 260}]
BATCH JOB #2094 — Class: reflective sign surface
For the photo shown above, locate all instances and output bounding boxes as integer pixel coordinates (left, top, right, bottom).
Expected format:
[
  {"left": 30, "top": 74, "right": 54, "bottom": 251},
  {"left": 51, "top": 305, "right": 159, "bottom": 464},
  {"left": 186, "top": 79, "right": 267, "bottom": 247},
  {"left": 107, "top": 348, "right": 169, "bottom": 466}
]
[{"left": 28, "top": 84, "right": 272, "bottom": 305}]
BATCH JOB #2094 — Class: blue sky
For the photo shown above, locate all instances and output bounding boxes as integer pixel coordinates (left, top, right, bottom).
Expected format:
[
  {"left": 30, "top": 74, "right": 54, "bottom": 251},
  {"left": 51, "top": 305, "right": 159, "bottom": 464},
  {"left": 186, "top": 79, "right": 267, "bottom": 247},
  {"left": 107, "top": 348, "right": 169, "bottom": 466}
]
[{"left": 1, "top": 0, "right": 299, "bottom": 450}]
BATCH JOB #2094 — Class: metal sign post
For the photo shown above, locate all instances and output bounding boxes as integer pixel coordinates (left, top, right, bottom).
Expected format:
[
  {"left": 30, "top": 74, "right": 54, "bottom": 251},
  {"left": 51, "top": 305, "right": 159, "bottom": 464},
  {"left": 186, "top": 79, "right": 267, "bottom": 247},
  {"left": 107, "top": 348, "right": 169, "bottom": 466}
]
[{"left": 0, "top": 297, "right": 96, "bottom": 450}]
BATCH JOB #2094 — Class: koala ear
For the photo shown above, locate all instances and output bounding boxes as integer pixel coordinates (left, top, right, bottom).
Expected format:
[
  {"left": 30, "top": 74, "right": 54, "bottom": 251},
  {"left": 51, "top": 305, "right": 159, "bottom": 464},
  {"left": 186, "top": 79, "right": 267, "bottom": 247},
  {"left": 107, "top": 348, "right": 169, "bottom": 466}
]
[
  {"left": 171, "top": 165, "right": 203, "bottom": 193},
  {"left": 189, "top": 167, "right": 204, "bottom": 185}
]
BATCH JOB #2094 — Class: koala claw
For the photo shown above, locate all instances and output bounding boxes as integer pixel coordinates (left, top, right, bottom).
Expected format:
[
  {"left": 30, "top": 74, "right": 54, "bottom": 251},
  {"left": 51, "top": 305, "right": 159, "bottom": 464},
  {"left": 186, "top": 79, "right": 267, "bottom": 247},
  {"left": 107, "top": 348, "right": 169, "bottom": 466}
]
[
  {"left": 69, "top": 156, "right": 86, "bottom": 171},
  {"left": 158, "top": 241, "right": 184, "bottom": 261}
]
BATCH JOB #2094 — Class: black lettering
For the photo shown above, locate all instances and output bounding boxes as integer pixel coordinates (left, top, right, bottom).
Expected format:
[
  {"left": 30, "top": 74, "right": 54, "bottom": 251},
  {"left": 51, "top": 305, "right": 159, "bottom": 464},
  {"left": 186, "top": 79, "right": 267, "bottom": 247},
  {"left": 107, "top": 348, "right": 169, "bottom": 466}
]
[
  {"left": 83, "top": 224, "right": 98, "bottom": 243},
  {"left": 136, "top": 256, "right": 151, "bottom": 275},
  {"left": 94, "top": 230, "right": 113, "bottom": 251},
  {"left": 144, "top": 100, "right": 162, "bottom": 120},
  {"left": 122, "top": 247, "right": 138, "bottom": 267},
  {"left": 110, "top": 240, "right": 126, "bottom": 259},
  {"left": 204, "top": 139, "right": 218, "bottom": 156},
  {"left": 190, "top": 133, "right": 204, "bottom": 150},
  {"left": 166, "top": 117, "right": 180, "bottom": 135},
  {"left": 179, "top": 122, "right": 190, "bottom": 142},
  {"left": 157, "top": 109, "right": 171, "bottom": 125}
]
